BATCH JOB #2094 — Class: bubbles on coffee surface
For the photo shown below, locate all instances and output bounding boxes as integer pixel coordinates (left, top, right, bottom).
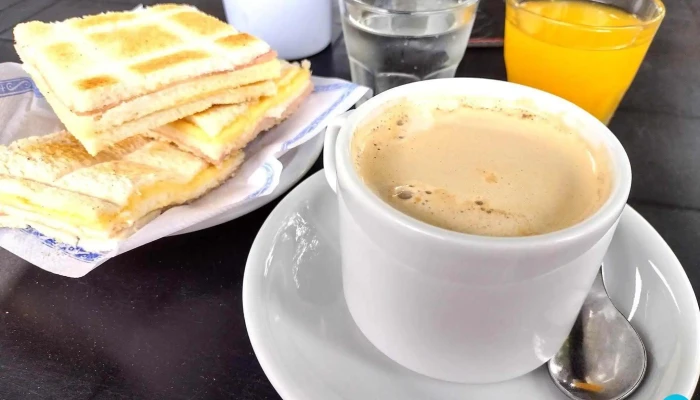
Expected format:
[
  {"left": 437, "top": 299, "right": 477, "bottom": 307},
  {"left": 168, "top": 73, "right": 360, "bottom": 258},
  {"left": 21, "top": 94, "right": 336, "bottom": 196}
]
[
  {"left": 395, "top": 189, "right": 413, "bottom": 200},
  {"left": 386, "top": 183, "right": 534, "bottom": 236},
  {"left": 392, "top": 184, "right": 422, "bottom": 200}
]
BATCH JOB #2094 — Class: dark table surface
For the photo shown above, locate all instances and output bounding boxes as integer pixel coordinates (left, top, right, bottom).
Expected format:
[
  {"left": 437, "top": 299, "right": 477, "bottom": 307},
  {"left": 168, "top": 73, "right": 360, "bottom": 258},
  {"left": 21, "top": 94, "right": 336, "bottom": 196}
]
[{"left": 0, "top": 0, "right": 698, "bottom": 399}]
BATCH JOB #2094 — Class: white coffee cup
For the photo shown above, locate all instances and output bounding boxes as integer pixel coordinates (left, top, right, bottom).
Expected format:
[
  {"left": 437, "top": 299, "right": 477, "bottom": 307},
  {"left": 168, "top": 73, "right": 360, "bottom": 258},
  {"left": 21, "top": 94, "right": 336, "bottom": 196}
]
[
  {"left": 323, "top": 78, "right": 632, "bottom": 383},
  {"left": 222, "top": 0, "right": 332, "bottom": 60}
]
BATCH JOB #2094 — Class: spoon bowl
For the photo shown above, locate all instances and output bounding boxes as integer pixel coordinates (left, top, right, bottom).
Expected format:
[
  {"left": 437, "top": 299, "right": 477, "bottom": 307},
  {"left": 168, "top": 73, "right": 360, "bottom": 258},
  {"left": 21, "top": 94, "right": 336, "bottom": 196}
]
[{"left": 548, "top": 268, "right": 647, "bottom": 400}]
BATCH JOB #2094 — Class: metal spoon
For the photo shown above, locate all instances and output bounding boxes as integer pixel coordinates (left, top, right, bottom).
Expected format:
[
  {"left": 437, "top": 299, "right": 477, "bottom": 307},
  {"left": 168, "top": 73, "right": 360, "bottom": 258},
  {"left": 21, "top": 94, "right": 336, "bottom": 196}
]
[{"left": 548, "top": 269, "right": 647, "bottom": 400}]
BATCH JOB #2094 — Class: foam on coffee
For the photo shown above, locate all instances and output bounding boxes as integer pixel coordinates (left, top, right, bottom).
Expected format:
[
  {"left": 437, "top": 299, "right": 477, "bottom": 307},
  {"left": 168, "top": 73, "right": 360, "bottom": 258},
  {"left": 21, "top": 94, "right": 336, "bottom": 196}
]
[{"left": 352, "top": 98, "right": 612, "bottom": 237}]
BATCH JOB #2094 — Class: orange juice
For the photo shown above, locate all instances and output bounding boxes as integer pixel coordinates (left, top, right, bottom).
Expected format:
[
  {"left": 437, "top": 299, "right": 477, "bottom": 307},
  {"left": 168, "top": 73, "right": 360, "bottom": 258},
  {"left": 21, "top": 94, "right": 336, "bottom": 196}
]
[{"left": 504, "top": 0, "right": 664, "bottom": 124}]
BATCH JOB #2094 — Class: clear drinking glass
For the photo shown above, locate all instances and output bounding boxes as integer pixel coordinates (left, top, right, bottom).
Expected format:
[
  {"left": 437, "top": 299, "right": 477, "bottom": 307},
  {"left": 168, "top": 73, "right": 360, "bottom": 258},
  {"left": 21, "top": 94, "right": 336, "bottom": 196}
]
[
  {"left": 339, "top": 0, "right": 481, "bottom": 95},
  {"left": 504, "top": 0, "right": 665, "bottom": 124}
]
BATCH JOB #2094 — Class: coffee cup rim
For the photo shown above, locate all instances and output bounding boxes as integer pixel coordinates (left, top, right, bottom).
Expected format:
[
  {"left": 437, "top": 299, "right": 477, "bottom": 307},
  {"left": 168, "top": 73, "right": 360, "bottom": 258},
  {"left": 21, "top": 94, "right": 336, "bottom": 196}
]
[{"left": 335, "top": 78, "right": 632, "bottom": 249}]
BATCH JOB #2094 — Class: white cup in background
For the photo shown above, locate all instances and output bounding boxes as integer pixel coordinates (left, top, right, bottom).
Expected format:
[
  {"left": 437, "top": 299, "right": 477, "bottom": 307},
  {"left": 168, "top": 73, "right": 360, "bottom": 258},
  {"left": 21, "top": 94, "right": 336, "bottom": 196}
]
[
  {"left": 323, "top": 78, "right": 632, "bottom": 383},
  {"left": 222, "top": 0, "right": 332, "bottom": 60}
]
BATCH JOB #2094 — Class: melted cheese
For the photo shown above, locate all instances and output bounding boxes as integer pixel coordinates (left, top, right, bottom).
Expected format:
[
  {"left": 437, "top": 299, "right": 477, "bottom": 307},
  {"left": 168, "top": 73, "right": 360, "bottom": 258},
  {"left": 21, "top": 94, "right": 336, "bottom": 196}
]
[
  {"left": 0, "top": 193, "right": 104, "bottom": 229},
  {"left": 121, "top": 150, "right": 241, "bottom": 221},
  {"left": 0, "top": 151, "right": 241, "bottom": 234},
  {"left": 169, "top": 67, "right": 311, "bottom": 144}
]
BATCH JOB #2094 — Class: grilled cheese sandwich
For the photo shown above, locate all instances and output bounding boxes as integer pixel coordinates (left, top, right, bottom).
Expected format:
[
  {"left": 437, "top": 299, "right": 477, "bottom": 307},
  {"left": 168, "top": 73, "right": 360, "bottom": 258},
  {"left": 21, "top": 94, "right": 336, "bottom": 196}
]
[
  {"left": 0, "top": 131, "right": 243, "bottom": 246},
  {"left": 14, "top": 4, "right": 281, "bottom": 155}
]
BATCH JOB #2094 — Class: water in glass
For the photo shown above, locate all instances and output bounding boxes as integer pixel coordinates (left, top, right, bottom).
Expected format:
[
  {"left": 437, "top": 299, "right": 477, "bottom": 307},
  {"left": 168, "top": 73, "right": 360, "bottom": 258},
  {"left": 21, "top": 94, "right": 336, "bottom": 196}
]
[{"left": 340, "top": 0, "right": 480, "bottom": 94}]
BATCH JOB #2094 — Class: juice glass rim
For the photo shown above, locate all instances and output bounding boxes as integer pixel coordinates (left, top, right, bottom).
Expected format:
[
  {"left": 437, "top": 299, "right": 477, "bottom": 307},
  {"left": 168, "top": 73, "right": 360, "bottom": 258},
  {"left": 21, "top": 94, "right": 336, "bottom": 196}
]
[
  {"left": 343, "top": 0, "right": 479, "bottom": 15},
  {"left": 506, "top": 0, "right": 666, "bottom": 30}
]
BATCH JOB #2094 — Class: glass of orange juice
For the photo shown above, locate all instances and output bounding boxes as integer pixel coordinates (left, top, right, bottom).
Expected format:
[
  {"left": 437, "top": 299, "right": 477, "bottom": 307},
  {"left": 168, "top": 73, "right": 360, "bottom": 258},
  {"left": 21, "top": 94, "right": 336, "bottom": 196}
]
[{"left": 504, "top": 0, "right": 665, "bottom": 124}]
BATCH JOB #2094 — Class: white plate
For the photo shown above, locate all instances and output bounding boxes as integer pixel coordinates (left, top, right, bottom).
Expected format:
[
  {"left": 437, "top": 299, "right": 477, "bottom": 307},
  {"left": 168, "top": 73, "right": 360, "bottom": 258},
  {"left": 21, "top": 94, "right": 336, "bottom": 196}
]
[
  {"left": 172, "top": 132, "right": 324, "bottom": 235},
  {"left": 243, "top": 170, "right": 700, "bottom": 400}
]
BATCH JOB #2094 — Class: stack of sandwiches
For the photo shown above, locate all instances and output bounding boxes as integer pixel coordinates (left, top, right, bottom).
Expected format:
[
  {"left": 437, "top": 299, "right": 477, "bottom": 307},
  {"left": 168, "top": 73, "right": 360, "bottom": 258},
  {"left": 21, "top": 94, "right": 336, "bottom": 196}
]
[{"left": 0, "top": 4, "right": 313, "bottom": 248}]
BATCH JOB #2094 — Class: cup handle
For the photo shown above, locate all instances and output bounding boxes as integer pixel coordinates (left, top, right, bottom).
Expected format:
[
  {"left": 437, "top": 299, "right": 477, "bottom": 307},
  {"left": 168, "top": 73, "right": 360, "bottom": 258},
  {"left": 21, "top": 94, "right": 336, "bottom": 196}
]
[{"left": 323, "top": 111, "right": 351, "bottom": 193}]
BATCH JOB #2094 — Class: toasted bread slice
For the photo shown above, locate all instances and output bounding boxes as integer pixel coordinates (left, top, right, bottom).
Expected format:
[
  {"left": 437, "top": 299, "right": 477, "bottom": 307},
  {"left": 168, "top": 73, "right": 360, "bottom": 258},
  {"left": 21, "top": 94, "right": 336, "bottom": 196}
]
[
  {"left": 151, "top": 60, "right": 313, "bottom": 164},
  {"left": 14, "top": 4, "right": 273, "bottom": 114},
  {"left": 0, "top": 131, "right": 243, "bottom": 244}
]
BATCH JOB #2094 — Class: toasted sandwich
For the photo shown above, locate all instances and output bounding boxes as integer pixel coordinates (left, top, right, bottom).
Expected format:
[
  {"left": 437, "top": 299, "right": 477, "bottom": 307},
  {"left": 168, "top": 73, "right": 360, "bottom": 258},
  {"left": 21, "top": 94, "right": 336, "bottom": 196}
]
[
  {"left": 0, "top": 131, "right": 243, "bottom": 248},
  {"left": 151, "top": 60, "right": 313, "bottom": 164},
  {"left": 14, "top": 4, "right": 280, "bottom": 155}
]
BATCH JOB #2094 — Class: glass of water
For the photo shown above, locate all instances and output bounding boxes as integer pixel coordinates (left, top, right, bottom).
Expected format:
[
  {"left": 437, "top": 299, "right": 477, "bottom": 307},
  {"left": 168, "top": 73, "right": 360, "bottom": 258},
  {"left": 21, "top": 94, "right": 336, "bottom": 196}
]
[{"left": 339, "top": 0, "right": 480, "bottom": 95}]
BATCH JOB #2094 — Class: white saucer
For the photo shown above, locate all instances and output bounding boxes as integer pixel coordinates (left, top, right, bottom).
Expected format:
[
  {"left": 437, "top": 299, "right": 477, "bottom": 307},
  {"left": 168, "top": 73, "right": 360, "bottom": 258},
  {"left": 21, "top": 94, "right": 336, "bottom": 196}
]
[
  {"left": 172, "top": 133, "right": 324, "bottom": 235},
  {"left": 243, "top": 171, "right": 700, "bottom": 400}
]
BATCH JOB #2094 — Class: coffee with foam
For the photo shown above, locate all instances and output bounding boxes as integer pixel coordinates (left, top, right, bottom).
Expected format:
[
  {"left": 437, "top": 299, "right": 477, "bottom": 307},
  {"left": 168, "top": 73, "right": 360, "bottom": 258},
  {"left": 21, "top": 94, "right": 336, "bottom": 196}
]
[{"left": 351, "top": 97, "right": 612, "bottom": 237}]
